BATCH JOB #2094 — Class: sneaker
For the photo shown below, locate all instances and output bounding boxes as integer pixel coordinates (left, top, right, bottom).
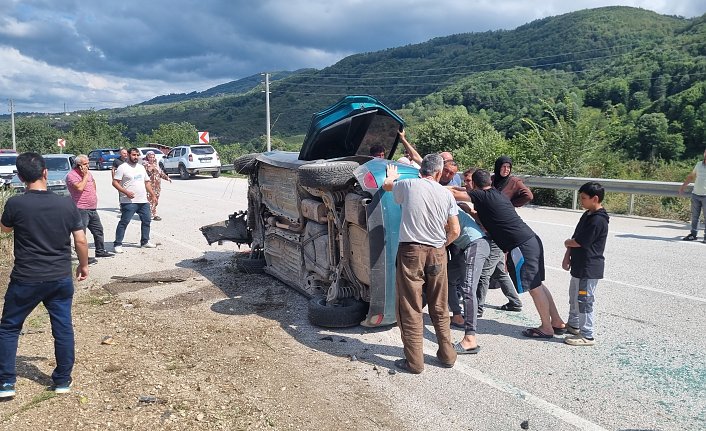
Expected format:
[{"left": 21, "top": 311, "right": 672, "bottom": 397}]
[
  {"left": 141, "top": 242, "right": 157, "bottom": 248},
  {"left": 564, "top": 336, "right": 596, "bottom": 346},
  {"left": 682, "top": 233, "right": 697, "bottom": 241},
  {"left": 0, "top": 383, "right": 15, "bottom": 398},
  {"left": 88, "top": 257, "right": 98, "bottom": 265},
  {"left": 95, "top": 250, "right": 114, "bottom": 258},
  {"left": 153, "top": 216, "right": 162, "bottom": 221},
  {"left": 113, "top": 246, "right": 125, "bottom": 254},
  {"left": 50, "top": 380, "right": 72, "bottom": 394}
]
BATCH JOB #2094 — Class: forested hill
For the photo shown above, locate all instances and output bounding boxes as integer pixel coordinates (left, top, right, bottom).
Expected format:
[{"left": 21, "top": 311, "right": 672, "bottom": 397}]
[{"left": 108, "top": 6, "right": 706, "bottom": 157}]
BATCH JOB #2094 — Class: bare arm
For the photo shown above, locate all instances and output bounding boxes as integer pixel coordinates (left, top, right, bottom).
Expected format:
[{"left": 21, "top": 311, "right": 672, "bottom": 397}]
[
  {"left": 445, "top": 215, "right": 460, "bottom": 246},
  {"left": 448, "top": 186, "right": 470, "bottom": 201},
  {"left": 398, "top": 130, "right": 422, "bottom": 165},
  {"left": 679, "top": 171, "right": 696, "bottom": 194},
  {"left": 112, "top": 178, "right": 135, "bottom": 199},
  {"left": 72, "top": 229, "right": 89, "bottom": 281},
  {"left": 564, "top": 238, "right": 581, "bottom": 248},
  {"left": 562, "top": 248, "right": 571, "bottom": 271},
  {"left": 0, "top": 222, "right": 12, "bottom": 233}
]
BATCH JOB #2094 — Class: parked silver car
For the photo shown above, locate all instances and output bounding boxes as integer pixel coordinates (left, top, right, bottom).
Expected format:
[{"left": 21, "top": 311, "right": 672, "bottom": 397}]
[{"left": 11, "top": 154, "right": 75, "bottom": 196}]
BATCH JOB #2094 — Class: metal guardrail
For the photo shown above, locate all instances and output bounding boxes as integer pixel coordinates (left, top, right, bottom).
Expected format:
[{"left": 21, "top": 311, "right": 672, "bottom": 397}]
[{"left": 517, "top": 175, "right": 693, "bottom": 214}]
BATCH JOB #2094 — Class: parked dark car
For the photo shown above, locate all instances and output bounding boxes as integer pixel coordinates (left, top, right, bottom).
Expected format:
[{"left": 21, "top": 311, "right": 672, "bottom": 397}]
[
  {"left": 202, "top": 96, "right": 421, "bottom": 328},
  {"left": 88, "top": 148, "right": 120, "bottom": 170}
]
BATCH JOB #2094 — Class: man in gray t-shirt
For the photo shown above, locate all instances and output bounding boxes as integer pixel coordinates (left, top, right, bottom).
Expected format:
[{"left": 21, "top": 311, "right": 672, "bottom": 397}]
[{"left": 383, "top": 154, "right": 460, "bottom": 374}]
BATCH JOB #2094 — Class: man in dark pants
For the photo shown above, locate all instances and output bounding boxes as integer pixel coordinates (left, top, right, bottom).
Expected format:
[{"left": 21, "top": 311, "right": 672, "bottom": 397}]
[
  {"left": 0, "top": 152, "right": 89, "bottom": 399},
  {"left": 66, "top": 154, "right": 113, "bottom": 261},
  {"left": 383, "top": 154, "right": 460, "bottom": 373}
]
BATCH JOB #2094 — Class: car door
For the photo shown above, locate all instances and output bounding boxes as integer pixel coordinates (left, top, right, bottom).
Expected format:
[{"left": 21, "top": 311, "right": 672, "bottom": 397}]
[{"left": 163, "top": 148, "right": 179, "bottom": 172}]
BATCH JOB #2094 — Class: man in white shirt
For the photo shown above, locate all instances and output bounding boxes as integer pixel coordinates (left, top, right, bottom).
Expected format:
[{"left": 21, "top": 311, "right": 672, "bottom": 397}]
[
  {"left": 383, "top": 154, "right": 460, "bottom": 374},
  {"left": 679, "top": 148, "right": 706, "bottom": 243},
  {"left": 112, "top": 148, "right": 155, "bottom": 253}
]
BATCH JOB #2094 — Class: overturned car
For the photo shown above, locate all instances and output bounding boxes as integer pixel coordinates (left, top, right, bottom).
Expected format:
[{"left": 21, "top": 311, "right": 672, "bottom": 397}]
[{"left": 201, "top": 96, "right": 419, "bottom": 327}]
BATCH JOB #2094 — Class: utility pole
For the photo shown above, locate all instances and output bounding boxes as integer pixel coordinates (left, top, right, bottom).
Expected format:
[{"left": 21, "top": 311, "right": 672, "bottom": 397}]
[
  {"left": 262, "top": 72, "right": 271, "bottom": 152},
  {"left": 9, "top": 99, "right": 16, "bottom": 151}
]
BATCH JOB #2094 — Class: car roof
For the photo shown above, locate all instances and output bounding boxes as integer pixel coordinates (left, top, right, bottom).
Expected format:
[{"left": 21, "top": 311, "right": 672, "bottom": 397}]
[{"left": 43, "top": 154, "right": 75, "bottom": 158}]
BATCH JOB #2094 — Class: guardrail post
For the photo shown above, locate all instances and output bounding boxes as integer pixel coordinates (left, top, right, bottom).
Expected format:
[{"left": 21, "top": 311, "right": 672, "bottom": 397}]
[
  {"left": 572, "top": 190, "right": 577, "bottom": 210},
  {"left": 629, "top": 194, "right": 635, "bottom": 215}
]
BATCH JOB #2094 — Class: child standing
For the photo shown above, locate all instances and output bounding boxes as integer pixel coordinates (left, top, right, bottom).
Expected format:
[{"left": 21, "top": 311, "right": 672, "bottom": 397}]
[{"left": 562, "top": 182, "right": 609, "bottom": 346}]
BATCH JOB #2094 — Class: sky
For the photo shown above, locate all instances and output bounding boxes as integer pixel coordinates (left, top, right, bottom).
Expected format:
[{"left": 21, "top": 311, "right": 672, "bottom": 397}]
[{"left": 1, "top": 0, "right": 705, "bottom": 114}]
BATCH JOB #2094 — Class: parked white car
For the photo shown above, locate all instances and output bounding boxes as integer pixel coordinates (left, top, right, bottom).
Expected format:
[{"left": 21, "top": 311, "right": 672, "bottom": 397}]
[
  {"left": 137, "top": 147, "right": 165, "bottom": 164},
  {"left": 161, "top": 145, "right": 221, "bottom": 179},
  {"left": 0, "top": 152, "right": 18, "bottom": 187}
]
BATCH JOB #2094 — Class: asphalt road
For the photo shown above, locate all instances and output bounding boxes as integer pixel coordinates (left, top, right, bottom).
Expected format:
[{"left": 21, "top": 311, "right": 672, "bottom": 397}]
[{"left": 90, "top": 169, "right": 705, "bottom": 431}]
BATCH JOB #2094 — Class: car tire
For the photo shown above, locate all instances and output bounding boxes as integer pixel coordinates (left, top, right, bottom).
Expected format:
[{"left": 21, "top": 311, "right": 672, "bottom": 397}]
[
  {"left": 235, "top": 257, "right": 266, "bottom": 274},
  {"left": 233, "top": 153, "right": 259, "bottom": 175},
  {"left": 298, "top": 161, "right": 359, "bottom": 189},
  {"left": 179, "top": 164, "right": 190, "bottom": 180},
  {"left": 212, "top": 169, "right": 221, "bottom": 178},
  {"left": 307, "top": 295, "right": 368, "bottom": 328}
]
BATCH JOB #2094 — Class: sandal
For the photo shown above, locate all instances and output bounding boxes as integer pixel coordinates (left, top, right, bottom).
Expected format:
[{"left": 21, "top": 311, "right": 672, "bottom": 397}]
[
  {"left": 453, "top": 342, "right": 481, "bottom": 354},
  {"left": 521, "top": 328, "right": 553, "bottom": 339}
]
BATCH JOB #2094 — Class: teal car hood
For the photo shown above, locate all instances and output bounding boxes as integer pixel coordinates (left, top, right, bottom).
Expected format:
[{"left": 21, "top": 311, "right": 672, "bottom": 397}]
[{"left": 298, "top": 95, "right": 404, "bottom": 161}]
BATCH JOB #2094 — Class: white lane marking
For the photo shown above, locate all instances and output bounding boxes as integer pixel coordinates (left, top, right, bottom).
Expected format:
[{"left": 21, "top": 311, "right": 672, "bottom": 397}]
[
  {"left": 545, "top": 265, "right": 706, "bottom": 303},
  {"left": 425, "top": 350, "right": 609, "bottom": 431}
]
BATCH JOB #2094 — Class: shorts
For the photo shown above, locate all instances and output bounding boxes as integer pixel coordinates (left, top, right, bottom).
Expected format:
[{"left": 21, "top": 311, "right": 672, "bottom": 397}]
[{"left": 506, "top": 235, "right": 545, "bottom": 293}]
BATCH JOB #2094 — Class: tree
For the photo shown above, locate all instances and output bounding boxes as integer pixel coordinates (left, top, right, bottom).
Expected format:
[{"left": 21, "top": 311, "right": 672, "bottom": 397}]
[
  {"left": 147, "top": 122, "right": 199, "bottom": 148},
  {"left": 0, "top": 118, "right": 61, "bottom": 154},
  {"left": 635, "top": 113, "right": 684, "bottom": 161},
  {"left": 512, "top": 100, "right": 607, "bottom": 176},
  {"left": 67, "top": 112, "right": 128, "bottom": 155},
  {"left": 412, "top": 108, "right": 509, "bottom": 170}
]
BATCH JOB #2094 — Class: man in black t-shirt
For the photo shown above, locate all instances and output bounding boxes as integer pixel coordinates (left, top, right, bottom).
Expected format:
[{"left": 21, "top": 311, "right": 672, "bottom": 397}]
[
  {"left": 111, "top": 148, "right": 128, "bottom": 179},
  {"left": 468, "top": 169, "right": 566, "bottom": 340},
  {"left": 0, "top": 152, "right": 89, "bottom": 399}
]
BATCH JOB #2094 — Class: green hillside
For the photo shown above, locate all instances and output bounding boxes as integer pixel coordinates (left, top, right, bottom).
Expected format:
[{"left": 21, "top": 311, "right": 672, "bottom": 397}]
[{"left": 97, "top": 6, "right": 705, "bottom": 158}]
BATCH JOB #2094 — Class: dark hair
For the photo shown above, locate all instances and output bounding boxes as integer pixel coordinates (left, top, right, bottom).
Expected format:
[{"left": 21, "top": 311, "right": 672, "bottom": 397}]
[
  {"left": 462, "top": 168, "right": 476, "bottom": 176},
  {"left": 16, "top": 152, "right": 46, "bottom": 183},
  {"left": 369, "top": 145, "right": 385, "bottom": 156},
  {"left": 128, "top": 147, "right": 140, "bottom": 154},
  {"left": 471, "top": 169, "right": 492, "bottom": 188},
  {"left": 578, "top": 181, "right": 605, "bottom": 202}
]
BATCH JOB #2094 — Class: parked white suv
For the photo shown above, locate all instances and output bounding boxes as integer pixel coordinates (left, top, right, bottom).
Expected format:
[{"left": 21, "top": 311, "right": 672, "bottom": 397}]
[{"left": 161, "top": 145, "right": 221, "bottom": 179}]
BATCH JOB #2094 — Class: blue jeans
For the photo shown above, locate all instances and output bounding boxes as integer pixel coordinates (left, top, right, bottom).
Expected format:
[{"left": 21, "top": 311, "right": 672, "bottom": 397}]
[
  {"left": 114, "top": 202, "right": 151, "bottom": 246},
  {"left": 567, "top": 277, "right": 599, "bottom": 339},
  {"left": 0, "top": 277, "right": 75, "bottom": 384},
  {"left": 689, "top": 193, "right": 706, "bottom": 236}
]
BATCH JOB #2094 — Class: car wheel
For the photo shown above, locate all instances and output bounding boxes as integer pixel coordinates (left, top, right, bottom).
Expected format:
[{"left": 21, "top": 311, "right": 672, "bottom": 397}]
[
  {"left": 178, "top": 164, "right": 190, "bottom": 180},
  {"left": 212, "top": 169, "right": 221, "bottom": 178},
  {"left": 298, "top": 161, "right": 359, "bottom": 189},
  {"left": 235, "top": 257, "right": 265, "bottom": 274},
  {"left": 307, "top": 295, "right": 368, "bottom": 328},
  {"left": 233, "top": 153, "right": 259, "bottom": 175}
]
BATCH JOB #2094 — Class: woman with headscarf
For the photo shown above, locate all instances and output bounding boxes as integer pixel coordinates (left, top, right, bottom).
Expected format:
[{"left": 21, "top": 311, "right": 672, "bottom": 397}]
[
  {"left": 492, "top": 156, "right": 533, "bottom": 207},
  {"left": 142, "top": 151, "right": 171, "bottom": 221}
]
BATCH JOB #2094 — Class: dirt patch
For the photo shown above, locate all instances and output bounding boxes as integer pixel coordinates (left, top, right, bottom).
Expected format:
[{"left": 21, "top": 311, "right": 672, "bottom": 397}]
[{"left": 0, "top": 256, "right": 404, "bottom": 430}]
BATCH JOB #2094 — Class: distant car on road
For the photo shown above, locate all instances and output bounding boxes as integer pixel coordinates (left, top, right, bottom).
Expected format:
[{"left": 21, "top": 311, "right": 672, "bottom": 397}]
[
  {"left": 161, "top": 145, "right": 221, "bottom": 179},
  {"left": 88, "top": 148, "right": 121, "bottom": 170},
  {"left": 11, "top": 154, "right": 75, "bottom": 196},
  {"left": 137, "top": 147, "right": 165, "bottom": 164},
  {"left": 0, "top": 152, "right": 18, "bottom": 187}
]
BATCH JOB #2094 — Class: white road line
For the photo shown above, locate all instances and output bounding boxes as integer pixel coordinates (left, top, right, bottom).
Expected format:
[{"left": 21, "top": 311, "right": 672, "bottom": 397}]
[
  {"left": 427, "top": 351, "right": 609, "bottom": 431},
  {"left": 545, "top": 265, "right": 706, "bottom": 303}
]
